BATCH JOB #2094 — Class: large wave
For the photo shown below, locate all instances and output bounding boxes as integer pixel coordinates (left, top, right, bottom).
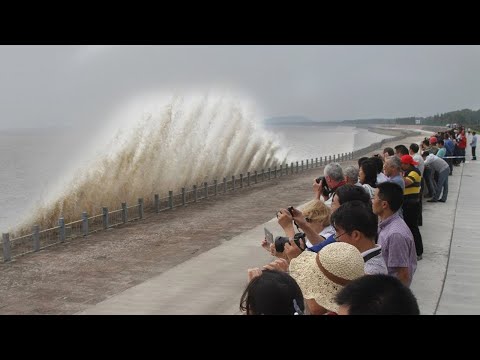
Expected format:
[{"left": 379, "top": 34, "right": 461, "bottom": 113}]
[{"left": 14, "top": 93, "right": 285, "bottom": 235}]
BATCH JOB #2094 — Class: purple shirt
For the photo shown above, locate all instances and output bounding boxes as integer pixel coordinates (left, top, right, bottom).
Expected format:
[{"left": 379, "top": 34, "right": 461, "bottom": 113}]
[{"left": 377, "top": 212, "right": 417, "bottom": 286}]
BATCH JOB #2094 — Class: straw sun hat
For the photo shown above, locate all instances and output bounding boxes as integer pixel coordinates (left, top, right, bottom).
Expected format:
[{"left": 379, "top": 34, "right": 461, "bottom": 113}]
[{"left": 289, "top": 242, "right": 365, "bottom": 313}]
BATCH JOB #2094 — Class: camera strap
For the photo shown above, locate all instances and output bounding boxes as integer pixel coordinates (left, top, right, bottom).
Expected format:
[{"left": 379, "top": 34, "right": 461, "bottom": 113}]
[{"left": 363, "top": 248, "right": 382, "bottom": 263}]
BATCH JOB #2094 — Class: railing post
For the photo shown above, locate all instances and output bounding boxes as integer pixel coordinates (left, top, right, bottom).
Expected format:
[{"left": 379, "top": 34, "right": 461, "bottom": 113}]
[
  {"left": 320, "top": 157, "right": 323, "bottom": 166},
  {"left": 279, "top": 165, "right": 283, "bottom": 177},
  {"left": 324, "top": 156, "right": 327, "bottom": 165},
  {"left": 122, "top": 203, "right": 127, "bottom": 224},
  {"left": 329, "top": 155, "right": 332, "bottom": 163},
  {"left": 333, "top": 154, "right": 336, "bottom": 162},
  {"left": 102, "top": 208, "right": 108, "bottom": 230},
  {"left": 193, "top": 185, "right": 198, "bottom": 202},
  {"left": 254, "top": 170, "right": 258, "bottom": 184},
  {"left": 296, "top": 161, "right": 299, "bottom": 174},
  {"left": 59, "top": 217, "right": 66, "bottom": 242},
  {"left": 301, "top": 160, "right": 304, "bottom": 171},
  {"left": 268, "top": 168, "right": 271, "bottom": 180},
  {"left": 168, "top": 191, "right": 173, "bottom": 209},
  {"left": 232, "top": 175, "right": 236, "bottom": 191},
  {"left": 315, "top": 158, "right": 318, "bottom": 167},
  {"left": 138, "top": 198, "right": 144, "bottom": 219},
  {"left": 223, "top": 177, "right": 227, "bottom": 193},
  {"left": 290, "top": 162, "right": 294, "bottom": 175},
  {"left": 2, "top": 233, "right": 11, "bottom": 262},
  {"left": 33, "top": 225, "right": 40, "bottom": 251},
  {"left": 311, "top": 158, "right": 313, "bottom": 168},
  {"left": 155, "top": 194, "right": 160, "bottom": 213},
  {"left": 337, "top": 154, "right": 340, "bottom": 162},
  {"left": 261, "top": 169, "right": 265, "bottom": 182},
  {"left": 214, "top": 180, "right": 218, "bottom": 196},
  {"left": 182, "top": 187, "right": 186, "bottom": 206},
  {"left": 204, "top": 182, "right": 209, "bottom": 198},
  {"left": 247, "top": 172, "right": 250, "bottom": 186},
  {"left": 240, "top": 174, "right": 244, "bottom": 188},
  {"left": 82, "top": 211, "right": 89, "bottom": 235},
  {"left": 306, "top": 159, "right": 309, "bottom": 170},
  {"left": 285, "top": 163, "right": 288, "bottom": 175},
  {"left": 274, "top": 166, "right": 277, "bottom": 178}
]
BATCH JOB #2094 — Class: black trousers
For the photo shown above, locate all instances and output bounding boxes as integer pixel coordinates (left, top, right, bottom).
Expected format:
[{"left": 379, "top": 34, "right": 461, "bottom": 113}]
[
  {"left": 403, "top": 198, "right": 423, "bottom": 257},
  {"left": 472, "top": 146, "right": 476, "bottom": 160}
]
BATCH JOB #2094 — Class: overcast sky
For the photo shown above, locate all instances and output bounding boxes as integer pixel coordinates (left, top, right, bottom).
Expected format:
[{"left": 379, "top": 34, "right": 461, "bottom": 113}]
[{"left": 1, "top": 45, "right": 480, "bottom": 129}]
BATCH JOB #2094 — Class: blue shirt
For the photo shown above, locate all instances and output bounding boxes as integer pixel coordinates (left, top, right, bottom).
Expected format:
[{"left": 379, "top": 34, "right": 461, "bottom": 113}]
[
  {"left": 307, "top": 234, "right": 336, "bottom": 253},
  {"left": 444, "top": 139, "right": 455, "bottom": 156}
]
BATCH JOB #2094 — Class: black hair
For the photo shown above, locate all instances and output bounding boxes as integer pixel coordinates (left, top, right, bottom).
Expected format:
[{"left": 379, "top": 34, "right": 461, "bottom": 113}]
[
  {"left": 359, "top": 159, "right": 377, "bottom": 188},
  {"left": 377, "top": 182, "right": 404, "bottom": 212},
  {"left": 383, "top": 147, "right": 394, "bottom": 156},
  {"left": 409, "top": 143, "right": 419, "bottom": 153},
  {"left": 438, "top": 139, "right": 444, "bottom": 146},
  {"left": 357, "top": 157, "right": 369, "bottom": 168},
  {"left": 239, "top": 270, "right": 305, "bottom": 315},
  {"left": 369, "top": 156, "right": 384, "bottom": 175},
  {"left": 334, "top": 184, "right": 371, "bottom": 206},
  {"left": 331, "top": 200, "right": 377, "bottom": 240},
  {"left": 334, "top": 274, "right": 420, "bottom": 315},
  {"left": 394, "top": 145, "right": 409, "bottom": 156}
]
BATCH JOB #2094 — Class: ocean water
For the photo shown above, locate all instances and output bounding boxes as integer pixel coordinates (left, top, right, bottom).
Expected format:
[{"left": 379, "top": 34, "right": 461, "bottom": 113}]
[{"left": 0, "top": 98, "right": 391, "bottom": 234}]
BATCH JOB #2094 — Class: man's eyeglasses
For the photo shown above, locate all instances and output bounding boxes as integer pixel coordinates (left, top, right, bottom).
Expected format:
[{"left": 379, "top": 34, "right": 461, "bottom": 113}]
[{"left": 334, "top": 232, "right": 348, "bottom": 241}]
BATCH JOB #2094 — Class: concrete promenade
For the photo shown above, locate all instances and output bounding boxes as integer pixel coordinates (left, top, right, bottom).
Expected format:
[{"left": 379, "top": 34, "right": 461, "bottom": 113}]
[{"left": 79, "top": 157, "right": 480, "bottom": 315}]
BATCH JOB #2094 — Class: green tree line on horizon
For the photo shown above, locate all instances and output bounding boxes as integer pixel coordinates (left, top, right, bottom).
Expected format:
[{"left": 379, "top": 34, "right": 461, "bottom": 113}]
[{"left": 342, "top": 108, "right": 480, "bottom": 127}]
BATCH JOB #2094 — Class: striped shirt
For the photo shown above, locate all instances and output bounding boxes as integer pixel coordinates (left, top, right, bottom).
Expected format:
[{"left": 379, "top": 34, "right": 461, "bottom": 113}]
[{"left": 403, "top": 166, "right": 421, "bottom": 198}]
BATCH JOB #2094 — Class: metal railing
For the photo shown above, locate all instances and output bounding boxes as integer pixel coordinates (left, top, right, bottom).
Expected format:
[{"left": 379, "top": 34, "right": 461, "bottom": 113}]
[{"left": 1, "top": 151, "right": 358, "bottom": 263}]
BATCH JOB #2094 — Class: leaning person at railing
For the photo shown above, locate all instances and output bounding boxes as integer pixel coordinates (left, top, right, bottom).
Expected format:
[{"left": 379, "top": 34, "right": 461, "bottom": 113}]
[
  {"left": 260, "top": 200, "right": 333, "bottom": 259},
  {"left": 370, "top": 155, "right": 388, "bottom": 185},
  {"left": 313, "top": 163, "right": 346, "bottom": 205},
  {"left": 358, "top": 159, "right": 377, "bottom": 199},
  {"left": 262, "top": 185, "right": 371, "bottom": 260}
]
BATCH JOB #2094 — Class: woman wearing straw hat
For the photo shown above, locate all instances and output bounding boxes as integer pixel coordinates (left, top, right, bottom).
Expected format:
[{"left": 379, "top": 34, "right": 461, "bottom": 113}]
[{"left": 288, "top": 242, "right": 365, "bottom": 315}]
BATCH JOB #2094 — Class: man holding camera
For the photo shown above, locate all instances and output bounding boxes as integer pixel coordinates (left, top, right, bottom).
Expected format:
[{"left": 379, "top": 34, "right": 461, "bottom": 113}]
[{"left": 314, "top": 163, "right": 346, "bottom": 204}]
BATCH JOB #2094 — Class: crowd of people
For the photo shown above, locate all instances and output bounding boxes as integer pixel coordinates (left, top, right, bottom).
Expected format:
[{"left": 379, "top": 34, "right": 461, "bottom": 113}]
[{"left": 239, "top": 125, "right": 474, "bottom": 315}]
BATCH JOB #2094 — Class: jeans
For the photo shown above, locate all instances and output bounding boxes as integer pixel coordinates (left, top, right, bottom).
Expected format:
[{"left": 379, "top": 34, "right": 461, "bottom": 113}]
[
  {"left": 434, "top": 168, "right": 449, "bottom": 201},
  {"left": 423, "top": 166, "right": 436, "bottom": 198}
]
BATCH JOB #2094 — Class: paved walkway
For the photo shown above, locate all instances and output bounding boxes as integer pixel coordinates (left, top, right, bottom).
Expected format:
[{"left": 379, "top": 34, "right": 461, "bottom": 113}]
[{"left": 79, "top": 154, "right": 480, "bottom": 315}]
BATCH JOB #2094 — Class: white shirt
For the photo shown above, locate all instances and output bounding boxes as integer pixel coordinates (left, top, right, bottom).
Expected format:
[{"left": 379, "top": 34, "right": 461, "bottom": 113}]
[
  {"left": 362, "top": 245, "right": 388, "bottom": 275},
  {"left": 305, "top": 225, "right": 335, "bottom": 248},
  {"left": 412, "top": 153, "right": 425, "bottom": 176},
  {"left": 376, "top": 172, "right": 389, "bottom": 184}
]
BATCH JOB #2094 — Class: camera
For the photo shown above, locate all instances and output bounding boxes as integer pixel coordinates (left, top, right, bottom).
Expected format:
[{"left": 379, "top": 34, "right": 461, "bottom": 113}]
[
  {"left": 274, "top": 232, "right": 306, "bottom": 253},
  {"left": 315, "top": 176, "right": 331, "bottom": 197}
]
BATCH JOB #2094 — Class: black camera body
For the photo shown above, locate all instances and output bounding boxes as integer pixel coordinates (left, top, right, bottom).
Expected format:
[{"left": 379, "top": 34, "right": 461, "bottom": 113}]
[
  {"left": 275, "top": 232, "right": 306, "bottom": 253},
  {"left": 315, "top": 176, "right": 331, "bottom": 197}
]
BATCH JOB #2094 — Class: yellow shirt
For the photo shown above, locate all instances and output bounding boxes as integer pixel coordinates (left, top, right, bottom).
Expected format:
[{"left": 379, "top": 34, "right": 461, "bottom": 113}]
[{"left": 403, "top": 168, "right": 421, "bottom": 198}]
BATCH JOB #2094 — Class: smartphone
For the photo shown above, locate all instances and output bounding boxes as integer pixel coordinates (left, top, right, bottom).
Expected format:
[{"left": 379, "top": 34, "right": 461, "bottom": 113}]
[{"left": 264, "top": 228, "right": 274, "bottom": 244}]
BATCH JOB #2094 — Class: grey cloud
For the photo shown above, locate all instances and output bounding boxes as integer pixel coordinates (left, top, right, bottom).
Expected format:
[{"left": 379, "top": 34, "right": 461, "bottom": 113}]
[{"left": 1, "top": 45, "right": 480, "bottom": 129}]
